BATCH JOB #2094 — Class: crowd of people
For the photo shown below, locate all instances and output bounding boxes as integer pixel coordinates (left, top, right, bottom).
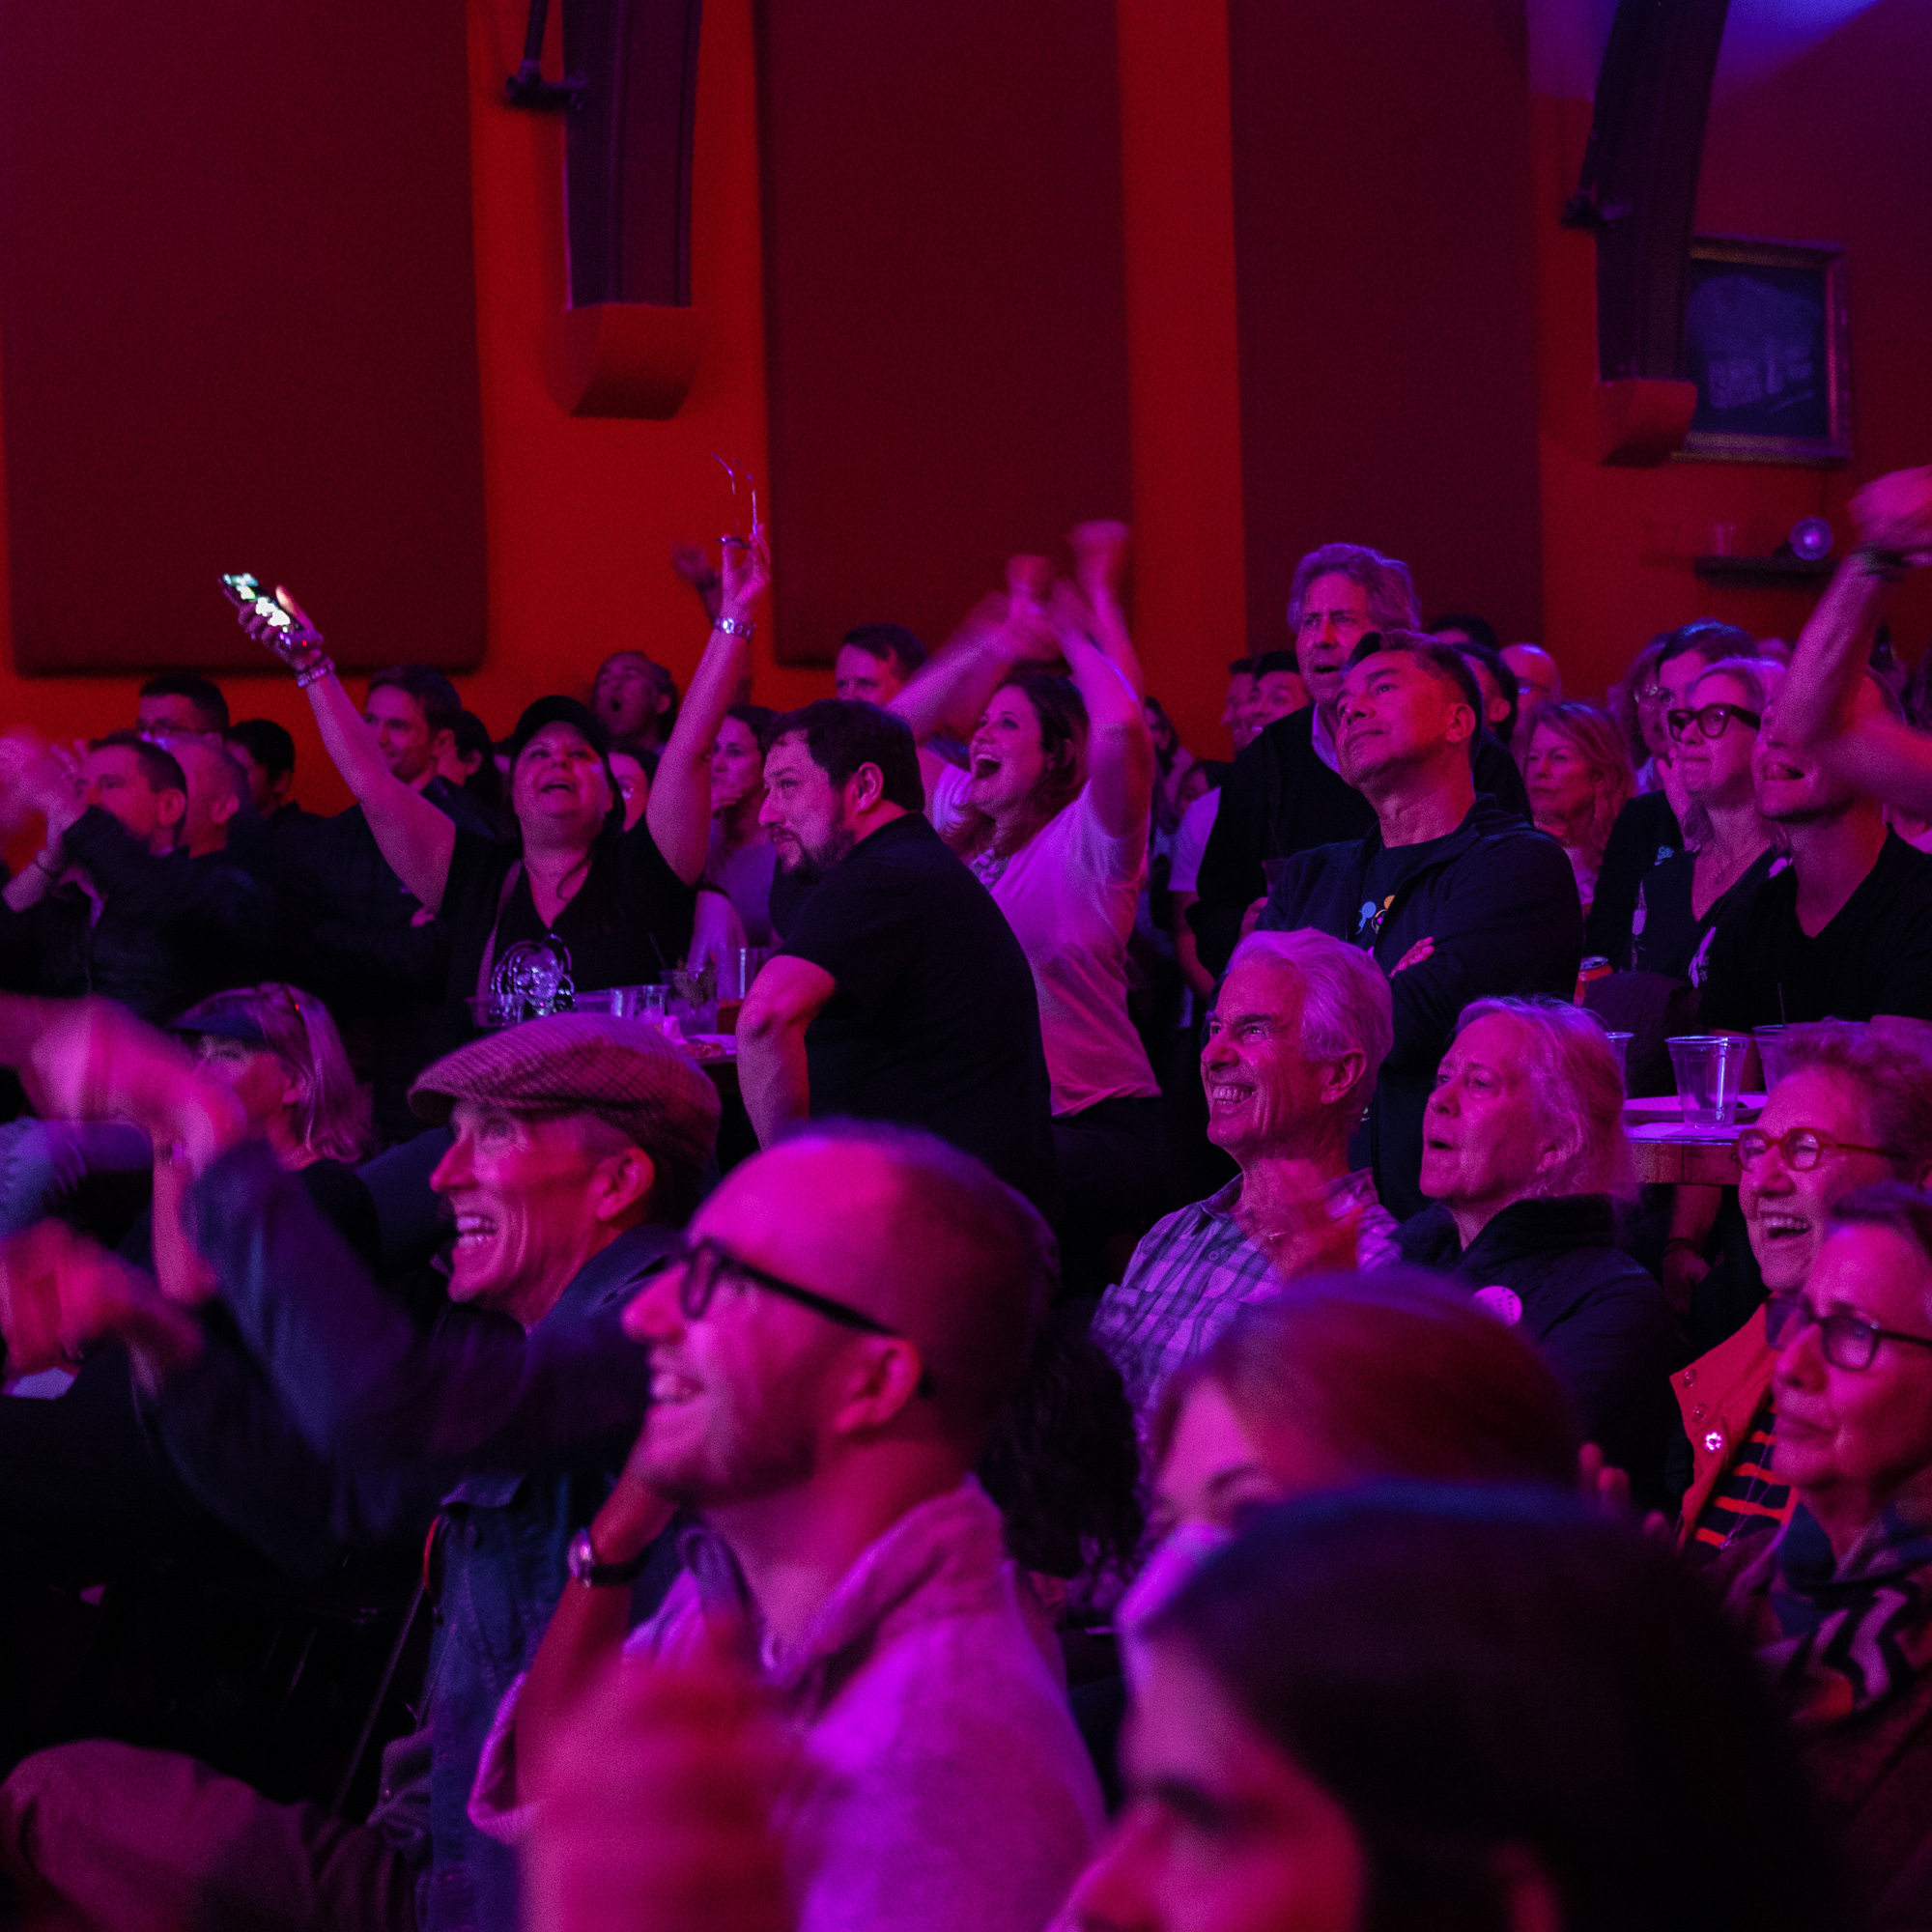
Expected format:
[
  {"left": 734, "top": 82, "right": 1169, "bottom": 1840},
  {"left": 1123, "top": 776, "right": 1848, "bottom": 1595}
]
[{"left": 0, "top": 468, "right": 1929, "bottom": 1930}]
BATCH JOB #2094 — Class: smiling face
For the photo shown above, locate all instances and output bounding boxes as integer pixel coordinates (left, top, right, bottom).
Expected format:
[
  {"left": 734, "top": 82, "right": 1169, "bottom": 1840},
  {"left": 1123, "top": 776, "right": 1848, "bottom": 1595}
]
[
  {"left": 1772, "top": 1222, "right": 1932, "bottom": 1525},
  {"left": 1742, "top": 1066, "right": 1897, "bottom": 1294},
  {"left": 1200, "top": 960, "right": 1355, "bottom": 1166},
  {"left": 1242, "top": 669, "right": 1310, "bottom": 739},
  {"left": 1223, "top": 673, "right": 1257, "bottom": 751},
  {"left": 1673, "top": 668, "right": 1761, "bottom": 810},
  {"left": 1524, "top": 721, "right": 1598, "bottom": 846},
  {"left": 1420, "top": 1014, "right": 1560, "bottom": 1223},
  {"left": 1064, "top": 1639, "right": 1367, "bottom": 1932},
  {"left": 430, "top": 1102, "right": 639, "bottom": 1328},
  {"left": 709, "top": 717, "right": 766, "bottom": 816},
  {"left": 1334, "top": 651, "right": 1470, "bottom": 790},
  {"left": 834, "top": 644, "right": 904, "bottom": 706},
  {"left": 1293, "top": 573, "right": 1374, "bottom": 715},
  {"left": 363, "top": 685, "right": 440, "bottom": 785},
  {"left": 966, "top": 684, "right": 1057, "bottom": 820},
  {"left": 618, "top": 1140, "right": 895, "bottom": 1507},
  {"left": 512, "top": 723, "right": 612, "bottom": 844},
  {"left": 1754, "top": 681, "right": 1883, "bottom": 826}
]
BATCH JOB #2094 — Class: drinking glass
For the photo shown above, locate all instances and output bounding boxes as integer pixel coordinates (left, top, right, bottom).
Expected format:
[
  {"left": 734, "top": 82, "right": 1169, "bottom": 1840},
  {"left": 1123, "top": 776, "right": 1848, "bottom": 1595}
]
[{"left": 1667, "top": 1035, "right": 1749, "bottom": 1129}]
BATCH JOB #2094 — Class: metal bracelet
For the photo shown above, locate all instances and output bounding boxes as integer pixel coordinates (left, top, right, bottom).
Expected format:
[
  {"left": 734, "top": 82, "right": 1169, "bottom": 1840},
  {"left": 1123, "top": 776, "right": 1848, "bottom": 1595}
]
[
  {"left": 715, "top": 614, "right": 753, "bottom": 639},
  {"left": 294, "top": 656, "right": 336, "bottom": 689}
]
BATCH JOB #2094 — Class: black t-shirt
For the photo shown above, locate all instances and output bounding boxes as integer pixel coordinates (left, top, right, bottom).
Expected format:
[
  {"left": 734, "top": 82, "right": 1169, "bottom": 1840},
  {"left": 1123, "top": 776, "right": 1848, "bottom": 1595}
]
[
  {"left": 1700, "top": 833, "right": 1932, "bottom": 1030},
  {"left": 776, "top": 813, "right": 1055, "bottom": 1203},
  {"left": 440, "top": 821, "right": 696, "bottom": 1018},
  {"left": 1356, "top": 830, "right": 1465, "bottom": 949},
  {"left": 1587, "top": 789, "right": 1683, "bottom": 967},
  {"left": 1630, "top": 847, "right": 1775, "bottom": 986}
]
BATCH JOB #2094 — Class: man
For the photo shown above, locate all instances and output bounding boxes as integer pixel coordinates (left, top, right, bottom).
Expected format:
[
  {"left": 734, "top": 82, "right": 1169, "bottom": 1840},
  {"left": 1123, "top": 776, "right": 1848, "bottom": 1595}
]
[
  {"left": 1503, "top": 642, "right": 1562, "bottom": 735},
  {"left": 136, "top": 671, "right": 229, "bottom": 743},
  {"left": 1236, "top": 647, "right": 1310, "bottom": 742},
  {"left": 1439, "top": 634, "right": 1519, "bottom": 744},
  {"left": 1191, "top": 543, "right": 1529, "bottom": 977},
  {"left": 1699, "top": 675, "right": 1932, "bottom": 1031},
  {"left": 834, "top": 622, "right": 927, "bottom": 703},
  {"left": 1094, "top": 928, "right": 1400, "bottom": 1426},
  {"left": 1220, "top": 656, "right": 1257, "bottom": 754},
  {"left": 167, "top": 738, "right": 249, "bottom": 859},
  {"left": 225, "top": 718, "right": 303, "bottom": 823},
  {"left": 739, "top": 698, "right": 1055, "bottom": 1202},
  {"left": 1256, "top": 634, "right": 1582, "bottom": 1218},
  {"left": 466, "top": 1125, "right": 1104, "bottom": 1932},
  {"left": 0, "top": 1009, "right": 721, "bottom": 1932},
  {"left": 0, "top": 732, "right": 270, "bottom": 1017},
  {"left": 591, "top": 649, "right": 678, "bottom": 758},
  {"left": 279, "top": 664, "right": 497, "bottom": 1139}
]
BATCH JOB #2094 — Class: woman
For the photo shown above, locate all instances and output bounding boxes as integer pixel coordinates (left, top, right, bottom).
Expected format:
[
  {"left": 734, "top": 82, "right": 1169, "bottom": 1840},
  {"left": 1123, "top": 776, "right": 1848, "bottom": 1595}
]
[
  {"left": 1395, "top": 998, "right": 1680, "bottom": 1500},
  {"left": 1524, "top": 700, "right": 1634, "bottom": 913},
  {"left": 895, "top": 530, "right": 1164, "bottom": 1293},
  {"left": 610, "top": 750, "right": 649, "bottom": 832},
  {"left": 701, "top": 702, "right": 777, "bottom": 948},
  {"left": 1067, "top": 1485, "right": 1844, "bottom": 1932},
  {"left": 237, "top": 538, "right": 765, "bottom": 1029},
  {"left": 1629, "top": 656, "right": 1782, "bottom": 984},
  {"left": 1717, "top": 1183, "right": 1932, "bottom": 1923}
]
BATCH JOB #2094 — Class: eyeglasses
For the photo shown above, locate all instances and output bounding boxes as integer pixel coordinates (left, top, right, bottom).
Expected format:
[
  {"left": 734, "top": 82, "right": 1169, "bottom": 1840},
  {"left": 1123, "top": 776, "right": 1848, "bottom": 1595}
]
[
  {"left": 1765, "top": 1294, "right": 1932, "bottom": 1372},
  {"left": 1665, "top": 702, "right": 1761, "bottom": 743},
  {"left": 1736, "top": 1126, "right": 1901, "bottom": 1172},
  {"left": 663, "top": 1236, "right": 898, "bottom": 1336}
]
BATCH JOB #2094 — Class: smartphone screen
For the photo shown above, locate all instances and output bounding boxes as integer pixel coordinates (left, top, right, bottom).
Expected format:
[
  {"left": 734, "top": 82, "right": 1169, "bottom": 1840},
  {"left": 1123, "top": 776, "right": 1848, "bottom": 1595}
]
[{"left": 220, "top": 573, "right": 291, "bottom": 628}]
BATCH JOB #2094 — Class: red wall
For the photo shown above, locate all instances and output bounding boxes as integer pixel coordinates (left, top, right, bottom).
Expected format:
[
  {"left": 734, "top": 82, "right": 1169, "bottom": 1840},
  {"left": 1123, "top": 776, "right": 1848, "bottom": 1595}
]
[{"left": 1533, "top": 0, "right": 1932, "bottom": 700}]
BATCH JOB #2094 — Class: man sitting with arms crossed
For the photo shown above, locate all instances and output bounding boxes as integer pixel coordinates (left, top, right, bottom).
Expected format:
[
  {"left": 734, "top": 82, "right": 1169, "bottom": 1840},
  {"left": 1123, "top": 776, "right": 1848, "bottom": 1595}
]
[
  {"left": 0, "top": 1007, "right": 719, "bottom": 1932},
  {"left": 468, "top": 1122, "right": 1103, "bottom": 1932},
  {"left": 739, "top": 698, "right": 1055, "bottom": 1204},
  {"left": 1256, "top": 632, "right": 1581, "bottom": 1219},
  {"left": 1094, "top": 928, "right": 1399, "bottom": 1429}
]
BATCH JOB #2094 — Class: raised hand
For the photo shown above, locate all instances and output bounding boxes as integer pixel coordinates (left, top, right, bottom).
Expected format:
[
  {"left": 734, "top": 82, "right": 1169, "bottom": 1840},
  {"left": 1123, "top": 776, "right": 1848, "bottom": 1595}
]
[
  {"left": 1852, "top": 465, "right": 1932, "bottom": 564},
  {"left": 1066, "top": 519, "right": 1129, "bottom": 612},
  {"left": 524, "top": 1627, "right": 792, "bottom": 1932},
  {"left": 719, "top": 521, "right": 771, "bottom": 629},
  {"left": 236, "top": 584, "right": 329, "bottom": 680}
]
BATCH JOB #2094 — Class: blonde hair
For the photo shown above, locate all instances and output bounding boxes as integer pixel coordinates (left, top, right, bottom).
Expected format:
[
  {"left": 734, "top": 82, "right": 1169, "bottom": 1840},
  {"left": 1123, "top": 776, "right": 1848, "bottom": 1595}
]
[
  {"left": 243, "top": 984, "right": 375, "bottom": 1164},
  {"left": 1529, "top": 701, "right": 1634, "bottom": 873}
]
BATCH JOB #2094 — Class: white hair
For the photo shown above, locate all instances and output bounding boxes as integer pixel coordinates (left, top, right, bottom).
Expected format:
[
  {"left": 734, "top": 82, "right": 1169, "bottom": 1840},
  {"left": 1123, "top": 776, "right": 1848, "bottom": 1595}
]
[{"left": 1227, "top": 928, "right": 1394, "bottom": 1118}]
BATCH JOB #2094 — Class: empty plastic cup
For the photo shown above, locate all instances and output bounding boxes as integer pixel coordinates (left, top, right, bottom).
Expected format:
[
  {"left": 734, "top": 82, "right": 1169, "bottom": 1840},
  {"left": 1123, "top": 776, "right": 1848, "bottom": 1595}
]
[
  {"left": 1603, "top": 1031, "right": 1634, "bottom": 1083},
  {"left": 1667, "top": 1035, "right": 1749, "bottom": 1128},
  {"left": 1754, "top": 1026, "right": 1796, "bottom": 1091}
]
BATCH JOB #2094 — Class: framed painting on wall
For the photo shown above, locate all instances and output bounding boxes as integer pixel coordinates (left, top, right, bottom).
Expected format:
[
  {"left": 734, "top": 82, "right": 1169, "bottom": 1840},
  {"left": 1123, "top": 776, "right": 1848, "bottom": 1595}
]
[{"left": 1679, "top": 237, "right": 1849, "bottom": 465}]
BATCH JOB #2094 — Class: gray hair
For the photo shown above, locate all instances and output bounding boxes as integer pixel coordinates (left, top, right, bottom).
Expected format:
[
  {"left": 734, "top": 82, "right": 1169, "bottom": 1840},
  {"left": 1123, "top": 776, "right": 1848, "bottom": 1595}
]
[
  {"left": 1779, "top": 1020, "right": 1932, "bottom": 1184},
  {"left": 1227, "top": 928, "right": 1394, "bottom": 1119},
  {"left": 1453, "top": 998, "right": 1634, "bottom": 1197},
  {"left": 1286, "top": 544, "right": 1419, "bottom": 636},
  {"left": 1682, "top": 657, "right": 1786, "bottom": 846}
]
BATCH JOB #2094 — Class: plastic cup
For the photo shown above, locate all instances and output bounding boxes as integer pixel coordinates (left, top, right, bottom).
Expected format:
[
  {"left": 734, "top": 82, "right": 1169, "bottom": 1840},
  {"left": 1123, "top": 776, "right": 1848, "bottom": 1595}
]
[
  {"left": 1667, "top": 1035, "right": 1750, "bottom": 1129},
  {"left": 1753, "top": 1026, "right": 1796, "bottom": 1092},
  {"left": 640, "top": 983, "right": 669, "bottom": 1027},
  {"left": 1603, "top": 1031, "right": 1634, "bottom": 1084}
]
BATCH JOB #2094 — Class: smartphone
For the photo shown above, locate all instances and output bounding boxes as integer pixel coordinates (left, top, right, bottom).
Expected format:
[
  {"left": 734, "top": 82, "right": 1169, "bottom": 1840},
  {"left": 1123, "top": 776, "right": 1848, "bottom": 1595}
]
[{"left": 219, "top": 572, "right": 294, "bottom": 630}]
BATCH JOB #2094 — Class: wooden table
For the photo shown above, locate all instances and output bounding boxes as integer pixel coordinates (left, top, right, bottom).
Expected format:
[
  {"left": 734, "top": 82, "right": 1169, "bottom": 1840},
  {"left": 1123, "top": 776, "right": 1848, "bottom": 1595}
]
[{"left": 1624, "top": 1094, "right": 1763, "bottom": 1185}]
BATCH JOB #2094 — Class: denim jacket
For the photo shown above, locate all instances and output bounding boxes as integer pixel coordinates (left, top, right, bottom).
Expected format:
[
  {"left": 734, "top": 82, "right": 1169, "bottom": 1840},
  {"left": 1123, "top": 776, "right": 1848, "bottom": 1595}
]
[{"left": 169, "top": 1143, "right": 677, "bottom": 1932}]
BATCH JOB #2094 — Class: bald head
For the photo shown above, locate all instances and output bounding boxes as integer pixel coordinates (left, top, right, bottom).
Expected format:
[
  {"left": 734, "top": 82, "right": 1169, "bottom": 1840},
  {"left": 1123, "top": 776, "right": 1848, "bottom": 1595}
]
[
  {"left": 1502, "top": 644, "right": 1561, "bottom": 721},
  {"left": 168, "top": 738, "right": 249, "bottom": 856}
]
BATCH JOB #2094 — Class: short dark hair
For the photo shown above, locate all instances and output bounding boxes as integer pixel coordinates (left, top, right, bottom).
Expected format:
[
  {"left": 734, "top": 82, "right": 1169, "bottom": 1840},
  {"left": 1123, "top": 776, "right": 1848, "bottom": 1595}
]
[
  {"left": 726, "top": 702, "right": 778, "bottom": 750},
  {"left": 91, "top": 729, "right": 187, "bottom": 797},
  {"left": 225, "top": 719, "right": 296, "bottom": 783},
  {"left": 1250, "top": 649, "right": 1302, "bottom": 679},
  {"left": 1427, "top": 611, "right": 1502, "bottom": 655},
  {"left": 138, "top": 672, "right": 229, "bottom": 734},
  {"left": 765, "top": 699, "right": 923, "bottom": 812},
  {"left": 1226, "top": 657, "right": 1256, "bottom": 678},
  {"left": 1452, "top": 638, "right": 1520, "bottom": 740},
  {"left": 1657, "top": 618, "right": 1754, "bottom": 675},
  {"left": 1154, "top": 1485, "right": 1844, "bottom": 1932},
  {"left": 838, "top": 623, "right": 927, "bottom": 679},
  {"left": 1346, "top": 630, "right": 1484, "bottom": 726},
  {"left": 450, "top": 710, "right": 504, "bottom": 813},
  {"left": 368, "top": 665, "right": 463, "bottom": 741}
]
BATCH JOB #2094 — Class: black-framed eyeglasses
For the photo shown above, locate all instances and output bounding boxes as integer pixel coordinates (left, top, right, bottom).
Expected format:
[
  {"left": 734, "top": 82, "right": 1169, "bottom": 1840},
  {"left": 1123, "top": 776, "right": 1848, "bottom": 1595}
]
[
  {"left": 1736, "top": 1126, "right": 1901, "bottom": 1172},
  {"left": 1765, "top": 1293, "right": 1932, "bottom": 1372},
  {"left": 1665, "top": 702, "right": 1761, "bottom": 743},
  {"left": 661, "top": 1236, "right": 898, "bottom": 1336}
]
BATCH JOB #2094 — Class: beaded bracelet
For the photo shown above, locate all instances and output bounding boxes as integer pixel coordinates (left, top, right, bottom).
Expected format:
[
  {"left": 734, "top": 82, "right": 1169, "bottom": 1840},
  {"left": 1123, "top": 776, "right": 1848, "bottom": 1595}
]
[{"left": 295, "top": 656, "right": 336, "bottom": 689}]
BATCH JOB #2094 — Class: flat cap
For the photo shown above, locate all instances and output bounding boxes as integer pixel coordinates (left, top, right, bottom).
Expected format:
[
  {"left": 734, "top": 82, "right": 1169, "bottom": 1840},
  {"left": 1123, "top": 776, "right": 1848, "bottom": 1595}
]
[{"left": 410, "top": 1013, "right": 721, "bottom": 1173}]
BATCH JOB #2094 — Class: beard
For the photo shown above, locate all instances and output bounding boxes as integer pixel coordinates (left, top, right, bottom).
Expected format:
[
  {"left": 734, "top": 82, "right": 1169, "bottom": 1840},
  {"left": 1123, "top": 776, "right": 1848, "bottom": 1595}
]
[
  {"left": 780, "top": 824, "right": 858, "bottom": 885},
  {"left": 629, "top": 1399, "right": 819, "bottom": 1511}
]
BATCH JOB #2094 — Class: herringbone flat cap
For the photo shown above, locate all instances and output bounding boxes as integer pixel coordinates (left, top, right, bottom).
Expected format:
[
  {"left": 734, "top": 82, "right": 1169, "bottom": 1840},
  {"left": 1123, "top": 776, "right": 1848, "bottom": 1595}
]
[{"left": 410, "top": 1012, "right": 721, "bottom": 1170}]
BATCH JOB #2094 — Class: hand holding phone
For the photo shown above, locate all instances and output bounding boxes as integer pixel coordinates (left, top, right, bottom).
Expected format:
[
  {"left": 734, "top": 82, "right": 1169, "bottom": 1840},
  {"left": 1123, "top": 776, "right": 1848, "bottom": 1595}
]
[{"left": 222, "top": 575, "right": 327, "bottom": 679}]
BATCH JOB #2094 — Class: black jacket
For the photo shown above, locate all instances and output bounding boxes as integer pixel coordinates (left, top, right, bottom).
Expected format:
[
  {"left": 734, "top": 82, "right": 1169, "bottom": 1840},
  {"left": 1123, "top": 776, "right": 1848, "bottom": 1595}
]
[
  {"left": 1192, "top": 706, "right": 1529, "bottom": 976},
  {"left": 1396, "top": 1194, "right": 1684, "bottom": 1505},
  {"left": 1259, "top": 798, "right": 1582, "bottom": 1218},
  {"left": 0, "top": 810, "right": 274, "bottom": 1020}
]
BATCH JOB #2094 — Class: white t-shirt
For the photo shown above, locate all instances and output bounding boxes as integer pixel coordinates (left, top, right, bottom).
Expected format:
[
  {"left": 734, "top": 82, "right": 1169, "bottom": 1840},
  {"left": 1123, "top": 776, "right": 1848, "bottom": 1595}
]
[
  {"left": 932, "top": 765, "right": 1159, "bottom": 1114},
  {"left": 1168, "top": 789, "right": 1221, "bottom": 896}
]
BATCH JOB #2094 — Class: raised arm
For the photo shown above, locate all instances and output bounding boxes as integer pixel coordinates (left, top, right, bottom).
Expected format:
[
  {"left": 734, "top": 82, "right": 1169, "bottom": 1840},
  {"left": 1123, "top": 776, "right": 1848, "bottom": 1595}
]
[
  {"left": 889, "top": 559, "right": 1059, "bottom": 750},
  {"left": 236, "top": 590, "right": 457, "bottom": 910},
  {"left": 647, "top": 530, "right": 769, "bottom": 886},
  {"left": 1066, "top": 519, "right": 1148, "bottom": 700},
  {"left": 1779, "top": 466, "right": 1932, "bottom": 810},
  {"left": 1049, "top": 581, "right": 1154, "bottom": 841}
]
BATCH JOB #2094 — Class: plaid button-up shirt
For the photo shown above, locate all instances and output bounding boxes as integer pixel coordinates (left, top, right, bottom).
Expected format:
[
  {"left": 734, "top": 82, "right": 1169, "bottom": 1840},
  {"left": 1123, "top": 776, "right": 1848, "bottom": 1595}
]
[{"left": 1094, "top": 1171, "right": 1399, "bottom": 1427}]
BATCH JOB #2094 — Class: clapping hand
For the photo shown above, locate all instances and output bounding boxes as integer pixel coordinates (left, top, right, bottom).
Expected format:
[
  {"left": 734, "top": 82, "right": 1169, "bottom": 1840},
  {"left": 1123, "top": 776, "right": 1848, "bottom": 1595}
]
[
  {"left": 1853, "top": 465, "right": 1932, "bottom": 565},
  {"left": 0, "top": 1219, "right": 201, "bottom": 1384},
  {"left": 0, "top": 732, "right": 84, "bottom": 841}
]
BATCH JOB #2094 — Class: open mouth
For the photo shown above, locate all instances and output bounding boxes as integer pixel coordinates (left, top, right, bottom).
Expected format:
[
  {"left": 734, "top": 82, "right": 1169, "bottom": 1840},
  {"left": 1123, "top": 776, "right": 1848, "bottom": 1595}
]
[
  {"left": 1206, "top": 1082, "right": 1250, "bottom": 1105},
  {"left": 650, "top": 1368, "right": 702, "bottom": 1406},
  {"left": 455, "top": 1212, "right": 497, "bottom": 1252},
  {"left": 1754, "top": 1210, "right": 1811, "bottom": 1245},
  {"left": 1762, "top": 761, "right": 1805, "bottom": 782},
  {"left": 971, "top": 755, "right": 1001, "bottom": 781}
]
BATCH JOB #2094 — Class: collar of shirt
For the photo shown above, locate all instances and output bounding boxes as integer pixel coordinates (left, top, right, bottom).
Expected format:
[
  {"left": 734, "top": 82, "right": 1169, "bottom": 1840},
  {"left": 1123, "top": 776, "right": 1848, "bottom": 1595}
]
[{"left": 1310, "top": 703, "right": 1342, "bottom": 774}]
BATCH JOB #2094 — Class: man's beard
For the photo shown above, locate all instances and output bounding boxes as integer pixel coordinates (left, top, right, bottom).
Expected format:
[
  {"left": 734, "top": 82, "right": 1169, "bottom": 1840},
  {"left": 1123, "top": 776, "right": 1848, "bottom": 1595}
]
[{"left": 781, "top": 824, "right": 858, "bottom": 886}]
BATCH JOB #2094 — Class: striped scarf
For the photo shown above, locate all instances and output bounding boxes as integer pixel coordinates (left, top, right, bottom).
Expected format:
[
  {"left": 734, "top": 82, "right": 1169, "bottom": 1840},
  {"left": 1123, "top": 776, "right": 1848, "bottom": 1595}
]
[{"left": 1755, "top": 1501, "right": 1932, "bottom": 1726}]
